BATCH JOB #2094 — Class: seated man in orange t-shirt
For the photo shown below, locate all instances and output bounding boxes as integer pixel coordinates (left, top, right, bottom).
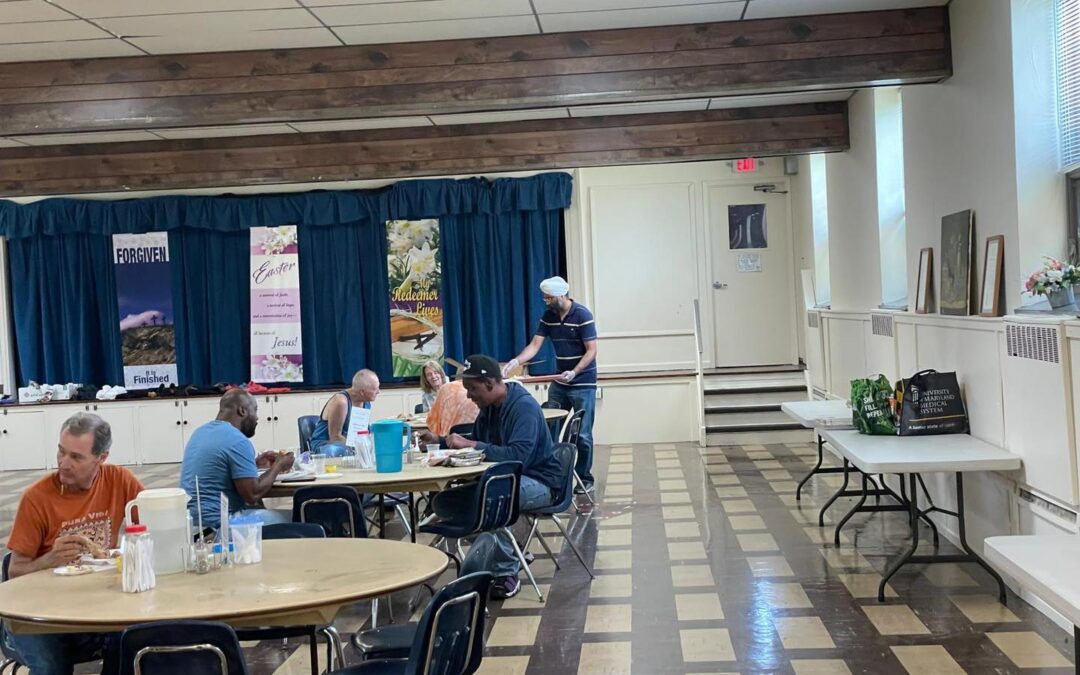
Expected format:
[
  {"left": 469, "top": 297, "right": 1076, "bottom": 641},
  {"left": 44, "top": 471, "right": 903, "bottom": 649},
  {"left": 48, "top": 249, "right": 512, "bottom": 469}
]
[{"left": 2, "top": 412, "right": 143, "bottom": 675}]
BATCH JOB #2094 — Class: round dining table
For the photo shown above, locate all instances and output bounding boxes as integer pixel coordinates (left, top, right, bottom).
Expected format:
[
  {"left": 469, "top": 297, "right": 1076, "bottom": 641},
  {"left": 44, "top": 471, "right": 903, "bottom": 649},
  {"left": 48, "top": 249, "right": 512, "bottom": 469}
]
[{"left": 0, "top": 539, "right": 447, "bottom": 636}]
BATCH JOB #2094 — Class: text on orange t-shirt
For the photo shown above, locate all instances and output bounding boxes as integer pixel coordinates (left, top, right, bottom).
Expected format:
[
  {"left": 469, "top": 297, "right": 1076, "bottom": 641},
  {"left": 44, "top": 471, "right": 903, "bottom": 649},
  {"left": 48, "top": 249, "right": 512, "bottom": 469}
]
[{"left": 6, "top": 463, "right": 145, "bottom": 559}]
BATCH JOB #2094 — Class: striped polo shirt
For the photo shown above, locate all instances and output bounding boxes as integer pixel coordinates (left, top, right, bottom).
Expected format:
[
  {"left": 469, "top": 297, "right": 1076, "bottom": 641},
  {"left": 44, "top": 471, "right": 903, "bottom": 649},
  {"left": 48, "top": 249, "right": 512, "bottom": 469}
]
[{"left": 536, "top": 300, "right": 598, "bottom": 387}]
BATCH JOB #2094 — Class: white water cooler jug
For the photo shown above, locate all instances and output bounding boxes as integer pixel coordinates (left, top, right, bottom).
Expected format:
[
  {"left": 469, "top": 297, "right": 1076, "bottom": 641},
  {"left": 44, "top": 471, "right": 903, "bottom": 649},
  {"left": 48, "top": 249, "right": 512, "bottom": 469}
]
[{"left": 125, "top": 488, "right": 191, "bottom": 576}]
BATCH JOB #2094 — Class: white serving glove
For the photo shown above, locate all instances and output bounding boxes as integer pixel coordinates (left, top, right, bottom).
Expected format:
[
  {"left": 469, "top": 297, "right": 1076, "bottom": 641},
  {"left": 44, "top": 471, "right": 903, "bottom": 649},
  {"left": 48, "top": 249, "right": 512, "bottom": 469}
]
[
  {"left": 560, "top": 370, "right": 576, "bottom": 383},
  {"left": 501, "top": 358, "right": 519, "bottom": 378}
]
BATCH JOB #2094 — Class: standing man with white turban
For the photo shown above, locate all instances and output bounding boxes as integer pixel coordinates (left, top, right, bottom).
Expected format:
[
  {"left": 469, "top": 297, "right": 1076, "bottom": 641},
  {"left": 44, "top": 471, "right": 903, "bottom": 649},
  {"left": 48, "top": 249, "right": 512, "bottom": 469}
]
[{"left": 504, "top": 276, "right": 599, "bottom": 491}]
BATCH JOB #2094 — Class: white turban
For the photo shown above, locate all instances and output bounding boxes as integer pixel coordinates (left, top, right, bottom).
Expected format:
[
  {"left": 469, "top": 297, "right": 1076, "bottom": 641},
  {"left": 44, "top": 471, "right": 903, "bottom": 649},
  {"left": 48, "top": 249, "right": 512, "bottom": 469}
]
[{"left": 539, "top": 276, "right": 569, "bottom": 297}]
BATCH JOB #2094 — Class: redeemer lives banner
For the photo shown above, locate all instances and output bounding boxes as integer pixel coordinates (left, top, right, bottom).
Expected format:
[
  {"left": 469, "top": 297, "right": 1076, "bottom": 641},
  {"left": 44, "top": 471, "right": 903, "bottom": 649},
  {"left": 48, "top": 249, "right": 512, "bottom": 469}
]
[
  {"left": 250, "top": 226, "right": 303, "bottom": 383},
  {"left": 113, "top": 232, "right": 178, "bottom": 389},
  {"left": 387, "top": 219, "right": 443, "bottom": 377}
]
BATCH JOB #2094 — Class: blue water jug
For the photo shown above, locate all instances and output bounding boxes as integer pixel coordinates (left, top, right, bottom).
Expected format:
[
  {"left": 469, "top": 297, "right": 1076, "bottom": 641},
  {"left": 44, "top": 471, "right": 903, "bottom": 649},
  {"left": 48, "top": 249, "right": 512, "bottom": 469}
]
[{"left": 370, "top": 419, "right": 410, "bottom": 473}]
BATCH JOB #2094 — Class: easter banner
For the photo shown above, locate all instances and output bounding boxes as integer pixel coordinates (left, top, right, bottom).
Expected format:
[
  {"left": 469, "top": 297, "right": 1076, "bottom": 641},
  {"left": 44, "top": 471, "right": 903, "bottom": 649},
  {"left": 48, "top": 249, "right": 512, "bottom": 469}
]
[
  {"left": 387, "top": 219, "right": 443, "bottom": 377},
  {"left": 113, "top": 232, "right": 178, "bottom": 389},
  {"left": 250, "top": 226, "right": 304, "bottom": 383}
]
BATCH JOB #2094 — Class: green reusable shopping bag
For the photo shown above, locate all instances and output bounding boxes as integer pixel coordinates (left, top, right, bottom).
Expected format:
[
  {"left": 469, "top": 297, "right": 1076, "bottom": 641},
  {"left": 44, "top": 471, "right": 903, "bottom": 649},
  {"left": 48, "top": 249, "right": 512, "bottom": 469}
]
[{"left": 850, "top": 375, "right": 898, "bottom": 435}]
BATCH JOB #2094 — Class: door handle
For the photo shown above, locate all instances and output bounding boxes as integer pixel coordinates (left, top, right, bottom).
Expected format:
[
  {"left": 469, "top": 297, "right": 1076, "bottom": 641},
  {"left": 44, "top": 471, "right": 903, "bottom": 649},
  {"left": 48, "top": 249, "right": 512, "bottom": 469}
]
[{"left": 713, "top": 281, "right": 728, "bottom": 289}]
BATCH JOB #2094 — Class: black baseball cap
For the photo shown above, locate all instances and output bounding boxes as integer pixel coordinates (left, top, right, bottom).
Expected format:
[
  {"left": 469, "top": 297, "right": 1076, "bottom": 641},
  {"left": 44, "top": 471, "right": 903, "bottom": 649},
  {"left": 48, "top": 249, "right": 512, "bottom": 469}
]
[{"left": 461, "top": 354, "right": 502, "bottom": 380}]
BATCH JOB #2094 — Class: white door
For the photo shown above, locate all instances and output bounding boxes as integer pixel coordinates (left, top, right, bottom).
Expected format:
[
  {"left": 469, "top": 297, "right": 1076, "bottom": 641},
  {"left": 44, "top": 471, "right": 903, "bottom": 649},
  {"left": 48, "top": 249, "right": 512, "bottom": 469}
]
[
  {"left": 247, "top": 395, "right": 276, "bottom": 453},
  {"left": 181, "top": 399, "right": 222, "bottom": 441},
  {"left": 90, "top": 403, "right": 138, "bottom": 466},
  {"left": 136, "top": 401, "right": 185, "bottom": 464},
  {"left": 1, "top": 409, "right": 48, "bottom": 471},
  {"left": 708, "top": 183, "right": 797, "bottom": 367},
  {"left": 270, "top": 393, "right": 317, "bottom": 449}
]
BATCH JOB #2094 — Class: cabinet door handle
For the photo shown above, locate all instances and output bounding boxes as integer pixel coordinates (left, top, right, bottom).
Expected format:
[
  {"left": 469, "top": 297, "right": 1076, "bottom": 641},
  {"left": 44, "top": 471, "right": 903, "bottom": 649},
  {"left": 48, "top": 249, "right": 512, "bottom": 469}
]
[
  {"left": 183, "top": 420, "right": 188, "bottom": 425},
  {"left": 176, "top": 421, "right": 181, "bottom": 426},
  {"left": 273, "top": 416, "right": 279, "bottom": 421},
  {"left": 2, "top": 429, "right": 7, "bottom": 435},
  {"left": 93, "top": 404, "right": 98, "bottom": 411}
]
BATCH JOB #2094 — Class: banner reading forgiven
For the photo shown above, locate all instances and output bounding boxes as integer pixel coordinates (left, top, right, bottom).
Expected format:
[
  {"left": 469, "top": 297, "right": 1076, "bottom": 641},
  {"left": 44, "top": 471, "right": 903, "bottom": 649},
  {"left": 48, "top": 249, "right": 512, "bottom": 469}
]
[
  {"left": 387, "top": 219, "right": 443, "bottom": 377},
  {"left": 250, "top": 226, "right": 303, "bottom": 383},
  {"left": 113, "top": 232, "right": 178, "bottom": 389}
]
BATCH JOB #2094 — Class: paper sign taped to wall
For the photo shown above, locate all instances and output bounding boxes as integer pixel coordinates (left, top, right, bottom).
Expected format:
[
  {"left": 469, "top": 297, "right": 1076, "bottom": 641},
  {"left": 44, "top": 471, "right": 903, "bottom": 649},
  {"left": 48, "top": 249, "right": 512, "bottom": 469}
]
[{"left": 737, "top": 253, "right": 763, "bottom": 273}]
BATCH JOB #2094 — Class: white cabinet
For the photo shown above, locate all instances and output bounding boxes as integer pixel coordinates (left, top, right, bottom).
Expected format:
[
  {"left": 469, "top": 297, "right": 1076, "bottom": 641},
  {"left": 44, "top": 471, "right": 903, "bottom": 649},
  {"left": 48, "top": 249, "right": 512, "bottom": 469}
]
[
  {"left": 0, "top": 408, "right": 48, "bottom": 471},
  {"left": 136, "top": 400, "right": 186, "bottom": 465},
  {"left": 86, "top": 403, "right": 138, "bottom": 467},
  {"left": 269, "top": 393, "right": 318, "bottom": 449},
  {"left": 249, "top": 395, "right": 277, "bottom": 453},
  {"left": 525, "top": 383, "right": 550, "bottom": 404}
]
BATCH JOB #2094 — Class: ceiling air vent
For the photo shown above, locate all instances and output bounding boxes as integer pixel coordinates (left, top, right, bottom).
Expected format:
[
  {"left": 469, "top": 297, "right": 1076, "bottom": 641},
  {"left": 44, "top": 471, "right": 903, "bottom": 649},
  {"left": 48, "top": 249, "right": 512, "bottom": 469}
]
[
  {"left": 871, "top": 314, "right": 894, "bottom": 337},
  {"left": 807, "top": 312, "right": 819, "bottom": 329},
  {"left": 1006, "top": 324, "right": 1060, "bottom": 364}
]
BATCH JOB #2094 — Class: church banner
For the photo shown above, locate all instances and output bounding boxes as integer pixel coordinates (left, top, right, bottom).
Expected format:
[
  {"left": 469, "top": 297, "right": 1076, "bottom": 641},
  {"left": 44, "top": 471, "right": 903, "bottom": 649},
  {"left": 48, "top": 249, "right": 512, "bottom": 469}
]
[
  {"left": 387, "top": 219, "right": 443, "bottom": 377},
  {"left": 113, "top": 232, "right": 178, "bottom": 389},
  {"left": 250, "top": 226, "right": 303, "bottom": 382}
]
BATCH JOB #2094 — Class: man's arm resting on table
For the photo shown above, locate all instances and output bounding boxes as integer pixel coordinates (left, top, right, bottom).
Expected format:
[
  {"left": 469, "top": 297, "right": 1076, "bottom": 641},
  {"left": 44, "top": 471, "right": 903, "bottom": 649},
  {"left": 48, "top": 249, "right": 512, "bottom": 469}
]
[
  {"left": 234, "top": 453, "right": 295, "bottom": 505},
  {"left": 7, "top": 537, "right": 86, "bottom": 578}
]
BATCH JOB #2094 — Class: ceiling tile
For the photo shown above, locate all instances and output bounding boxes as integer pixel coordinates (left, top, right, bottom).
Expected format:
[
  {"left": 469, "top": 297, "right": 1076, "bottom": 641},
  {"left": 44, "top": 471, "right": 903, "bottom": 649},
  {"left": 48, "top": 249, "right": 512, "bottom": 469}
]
[
  {"left": 708, "top": 90, "right": 853, "bottom": 108},
  {"left": 535, "top": 0, "right": 726, "bottom": 12},
  {"left": 539, "top": 3, "right": 743, "bottom": 32},
  {"left": 129, "top": 27, "right": 340, "bottom": 54},
  {"left": 11, "top": 130, "right": 163, "bottom": 146},
  {"left": 153, "top": 124, "right": 299, "bottom": 139},
  {"left": 335, "top": 15, "right": 537, "bottom": 45},
  {"left": 744, "top": 0, "right": 947, "bottom": 20},
  {"left": 301, "top": 0, "right": 428, "bottom": 6},
  {"left": 0, "top": 19, "right": 109, "bottom": 44},
  {"left": 430, "top": 108, "right": 568, "bottom": 125},
  {"left": 0, "top": 0, "right": 74, "bottom": 24},
  {"left": 289, "top": 116, "right": 433, "bottom": 132},
  {"left": 0, "top": 38, "right": 143, "bottom": 61},
  {"left": 314, "top": 0, "right": 531, "bottom": 27},
  {"left": 52, "top": 0, "right": 301, "bottom": 19},
  {"left": 569, "top": 98, "right": 710, "bottom": 117},
  {"left": 96, "top": 9, "right": 320, "bottom": 37}
]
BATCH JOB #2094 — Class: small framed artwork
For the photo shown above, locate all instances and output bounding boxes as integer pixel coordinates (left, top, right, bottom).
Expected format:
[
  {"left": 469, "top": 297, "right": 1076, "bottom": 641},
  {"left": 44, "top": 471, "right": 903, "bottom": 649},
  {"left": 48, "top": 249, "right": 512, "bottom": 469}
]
[
  {"left": 979, "top": 235, "right": 1005, "bottom": 317},
  {"left": 916, "top": 248, "right": 934, "bottom": 314}
]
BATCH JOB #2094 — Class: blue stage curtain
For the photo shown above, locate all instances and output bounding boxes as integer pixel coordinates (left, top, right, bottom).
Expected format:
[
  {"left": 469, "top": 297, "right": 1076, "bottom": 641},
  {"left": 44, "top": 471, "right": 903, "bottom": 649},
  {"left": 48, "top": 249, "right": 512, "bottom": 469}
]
[
  {"left": 440, "top": 210, "right": 560, "bottom": 374},
  {"left": 297, "top": 219, "right": 392, "bottom": 386},
  {"left": 168, "top": 229, "right": 251, "bottom": 385},
  {"left": 8, "top": 233, "right": 122, "bottom": 386}
]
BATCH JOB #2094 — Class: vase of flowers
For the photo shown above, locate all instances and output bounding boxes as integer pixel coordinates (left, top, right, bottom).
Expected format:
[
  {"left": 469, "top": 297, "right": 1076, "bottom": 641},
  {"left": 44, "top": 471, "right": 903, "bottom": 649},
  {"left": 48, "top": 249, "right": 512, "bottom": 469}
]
[{"left": 1026, "top": 257, "right": 1077, "bottom": 308}]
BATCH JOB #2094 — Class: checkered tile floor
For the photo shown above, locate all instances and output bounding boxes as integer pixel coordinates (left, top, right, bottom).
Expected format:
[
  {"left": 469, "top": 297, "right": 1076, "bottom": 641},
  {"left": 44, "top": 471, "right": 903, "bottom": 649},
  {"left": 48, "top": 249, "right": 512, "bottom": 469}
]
[{"left": 0, "top": 443, "right": 1074, "bottom": 674}]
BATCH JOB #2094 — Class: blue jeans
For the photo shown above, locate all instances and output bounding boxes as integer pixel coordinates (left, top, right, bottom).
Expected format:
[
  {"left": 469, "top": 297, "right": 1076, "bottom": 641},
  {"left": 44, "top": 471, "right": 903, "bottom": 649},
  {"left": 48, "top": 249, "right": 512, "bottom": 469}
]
[
  {"left": 1, "top": 621, "right": 116, "bottom": 675},
  {"left": 458, "top": 476, "right": 555, "bottom": 578},
  {"left": 235, "top": 507, "right": 291, "bottom": 526},
  {"left": 548, "top": 383, "right": 596, "bottom": 484}
]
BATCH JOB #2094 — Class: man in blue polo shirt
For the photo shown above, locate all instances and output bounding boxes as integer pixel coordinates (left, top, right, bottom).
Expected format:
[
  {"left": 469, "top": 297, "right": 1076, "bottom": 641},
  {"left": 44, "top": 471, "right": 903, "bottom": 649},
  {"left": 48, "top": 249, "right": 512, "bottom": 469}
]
[{"left": 504, "top": 276, "right": 599, "bottom": 490}]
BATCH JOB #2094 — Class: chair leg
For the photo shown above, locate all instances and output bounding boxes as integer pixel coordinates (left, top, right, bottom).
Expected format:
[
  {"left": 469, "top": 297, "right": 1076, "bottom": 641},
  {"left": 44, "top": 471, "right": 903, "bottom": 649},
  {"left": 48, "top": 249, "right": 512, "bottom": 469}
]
[
  {"left": 574, "top": 471, "right": 596, "bottom": 505},
  {"left": 370, "top": 598, "right": 379, "bottom": 629},
  {"left": 308, "top": 627, "right": 319, "bottom": 675},
  {"left": 521, "top": 517, "right": 540, "bottom": 554},
  {"left": 395, "top": 504, "right": 413, "bottom": 537},
  {"left": 321, "top": 626, "right": 345, "bottom": 670},
  {"left": 534, "top": 529, "right": 561, "bottom": 570},
  {"left": 551, "top": 514, "right": 595, "bottom": 578},
  {"left": 506, "top": 527, "right": 543, "bottom": 602}
]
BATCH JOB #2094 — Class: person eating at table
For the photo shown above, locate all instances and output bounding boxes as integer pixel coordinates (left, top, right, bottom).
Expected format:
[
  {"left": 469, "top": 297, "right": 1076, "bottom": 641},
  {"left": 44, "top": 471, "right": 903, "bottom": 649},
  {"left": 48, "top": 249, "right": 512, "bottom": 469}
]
[
  {"left": 2, "top": 412, "right": 143, "bottom": 675},
  {"left": 180, "top": 389, "right": 294, "bottom": 534},
  {"left": 503, "top": 275, "right": 599, "bottom": 492},
  {"left": 419, "top": 354, "right": 561, "bottom": 599},
  {"left": 419, "top": 359, "right": 446, "bottom": 412},
  {"left": 311, "top": 368, "right": 380, "bottom": 457}
]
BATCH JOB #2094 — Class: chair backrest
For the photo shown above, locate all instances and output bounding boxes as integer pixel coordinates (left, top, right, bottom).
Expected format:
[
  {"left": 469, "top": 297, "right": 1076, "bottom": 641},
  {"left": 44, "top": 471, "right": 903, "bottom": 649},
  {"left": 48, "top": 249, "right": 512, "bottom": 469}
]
[
  {"left": 546, "top": 443, "right": 578, "bottom": 512},
  {"left": 118, "top": 620, "right": 248, "bottom": 675},
  {"left": 297, "top": 415, "right": 320, "bottom": 454},
  {"left": 291, "top": 485, "right": 367, "bottom": 539},
  {"left": 415, "top": 403, "right": 425, "bottom": 414},
  {"left": 448, "top": 461, "right": 522, "bottom": 535},
  {"left": 448, "top": 422, "right": 474, "bottom": 439},
  {"left": 539, "top": 401, "right": 566, "bottom": 442},
  {"left": 406, "top": 572, "right": 493, "bottom": 675},
  {"left": 1, "top": 551, "right": 9, "bottom": 583},
  {"left": 262, "top": 522, "right": 326, "bottom": 540},
  {"left": 563, "top": 410, "right": 585, "bottom": 446}
]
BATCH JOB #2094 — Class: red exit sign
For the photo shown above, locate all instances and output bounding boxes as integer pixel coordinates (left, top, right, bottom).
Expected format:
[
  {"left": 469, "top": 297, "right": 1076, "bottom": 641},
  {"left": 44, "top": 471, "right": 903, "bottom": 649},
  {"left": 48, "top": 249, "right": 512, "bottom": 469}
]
[{"left": 734, "top": 157, "right": 758, "bottom": 173}]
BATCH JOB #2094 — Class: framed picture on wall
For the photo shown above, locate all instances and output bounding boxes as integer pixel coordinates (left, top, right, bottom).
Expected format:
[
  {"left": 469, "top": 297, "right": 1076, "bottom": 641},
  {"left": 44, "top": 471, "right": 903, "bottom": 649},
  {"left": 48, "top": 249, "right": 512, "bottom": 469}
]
[
  {"left": 916, "top": 248, "right": 934, "bottom": 314},
  {"left": 979, "top": 235, "right": 1005, "bottom": 317},
  {"left": 939, "top": 209, "right": 975, "bottom": 316}
]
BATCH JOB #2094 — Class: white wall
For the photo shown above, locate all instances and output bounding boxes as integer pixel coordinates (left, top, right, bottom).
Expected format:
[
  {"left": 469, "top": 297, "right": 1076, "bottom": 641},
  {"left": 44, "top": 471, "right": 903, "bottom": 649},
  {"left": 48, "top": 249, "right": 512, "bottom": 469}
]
[{"left": 790, "top": 155, "right": 813, "bottom": 361}]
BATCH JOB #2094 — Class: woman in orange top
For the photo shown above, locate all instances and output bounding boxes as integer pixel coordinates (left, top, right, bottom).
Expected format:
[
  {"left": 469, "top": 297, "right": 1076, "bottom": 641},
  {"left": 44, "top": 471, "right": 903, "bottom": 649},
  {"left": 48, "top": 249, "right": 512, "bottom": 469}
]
[{"left": 426, "top": 378, "right": 479, "bottom": 436}]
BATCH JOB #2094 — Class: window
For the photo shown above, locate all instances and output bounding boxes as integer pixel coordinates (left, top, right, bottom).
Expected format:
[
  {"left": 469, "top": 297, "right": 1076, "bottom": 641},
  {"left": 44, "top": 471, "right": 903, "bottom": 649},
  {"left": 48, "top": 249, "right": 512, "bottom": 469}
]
[
  {"left": 875, "top": 87, "right": 908, "bottom": 308},
  {"left": 1057, "top": 0, "right": 1080, "bottom": 170},
  {"left": 810, "top": 153, "right": 831, "bottom": 307}
]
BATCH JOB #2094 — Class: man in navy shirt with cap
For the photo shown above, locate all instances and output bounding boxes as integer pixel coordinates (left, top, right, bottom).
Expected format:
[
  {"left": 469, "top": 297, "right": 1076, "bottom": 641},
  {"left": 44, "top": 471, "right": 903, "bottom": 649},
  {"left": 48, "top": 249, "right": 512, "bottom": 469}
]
[{"left": 504, "top": 276, "right": 599, "bottom": 491}]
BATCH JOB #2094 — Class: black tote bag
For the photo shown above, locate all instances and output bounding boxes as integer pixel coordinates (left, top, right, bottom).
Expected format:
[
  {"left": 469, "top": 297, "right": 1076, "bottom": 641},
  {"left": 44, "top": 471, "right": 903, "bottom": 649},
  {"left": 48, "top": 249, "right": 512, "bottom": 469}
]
[{"left": 897, "top": 369, "right": 968, "bottom": 436}]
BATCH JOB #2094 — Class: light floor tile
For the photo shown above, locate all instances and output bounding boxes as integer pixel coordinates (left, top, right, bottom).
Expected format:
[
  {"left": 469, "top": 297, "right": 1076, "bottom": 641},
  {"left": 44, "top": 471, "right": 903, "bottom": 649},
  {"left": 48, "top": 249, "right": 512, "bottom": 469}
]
[
  {"left": 606, "top": 473, "right": 633, "bottom": 485},
  {"left": 474, "top": 655, "right": 530, "bottom": 675},
  {"left": 949, "top": 594, "right": 1020, "bottom": 624},
  {"left": 593, "top": 550, "right": 633, "bottom": 570},
  {"left": 861, "top": 605, "right": 930, "bottom": 635},
  {"left": 610, "top": 455, "right": 633, "bottom": 464},
  {"left": 773, "top": 616, "right": 836, "bottom": 649},
  {"left": 715, "top": 486, "right": 748, "bottom": 498},
  {"left": 659, "top": 479, "right": 689, "bottom": 491},
  {"left": 656, "top": 459, "right": 681, "bottom": 469},
  {"left": 668, "top": 541, "right": 708, "bottom": 560},
  {"left": 746, "top": 451, "right": 773, "bottom": 460},
  {"left": 663, "top": 506, "right": 696, "bottom": 520},
  {"left": 675, "top": 593, "right": 724, "bottom": 621},
  {"left": 721, "top": 499, "right": 757, "bottom": 513},
  {"left": 598, "top": 512, "right": 633, "bottom": 528},
  {"left": 661, "top": 491, "right": 692, "bottom": 504},
  {"left": 986, "top": 632, "right": 1072, "bottom": 668},
  {"left": 780, "top": 494, "right": 810, "bottom": 507},
  {"left": 921, "top": 564, "right": 978, "bottom": 588},
  {"left": 728, "top": 514, "right": 766, "bottom": 530},
  {"left": 710, "top": 474, "right": 742, "bottom": 486},
  {"left": 736, "top": 533, "right": 779, "bottom": 552},
  {"left": 585, "top": 603, "right": 632, "bottom": 633},
  {"left": 770, "top": 480, "right": 799, "bottom": 493},
  {"left": 527, "top": 534, "right": 562, "bottom": 555},
  {"left": 597, "top": 529, "right": 632, "bottom": 547},
  {"left": 665, "top": 521, "right": 703, "bottom": 539},
  {"left": 791, "top": 660, "right": 852, "bottom": 675},
  {"left": 765, "top": 582, "right": 813, "bottom": 609},
  {"left": 836, "top": 573, "right": 897, "bottom": 599},
  {"left": 680, "top": 628, "right": 736, "bottom": 662},
  {"left": 589, "top": 574, "right": 632, "bottom": 598},
  {"left": 755, "top": 460, "right": 784, "bottom": 470},
  {"left": 789, "top": 508, "right": 820, "bottom": 524},
  {"left": 604, "top": 484, "right": 633, "bottom": 497},
  {"left": 803, "top": 527, "right": 847, "bottom": 544},
  {"left": 747, "top": 556, "right": 794, "bottom": 578},
  {"left": 577, "top": 641, "right": 631, "bottom": 675},
  {"left": 705, "top": 464, "right": 735, "bottom": 474},
  {"left": 743, "top": 444, "right": 767, "bottom": 451},
  {"left": 654, "top": 443, "right": 677, "bottom": 450},
  {"left": 672, "top": 564, "right": 716, "bottom": 588},
  {"left": 487, "top": 615, "right": 542, "bottom": 647},
  {"left": 608, "top": 465, "right": 633, "bottom": 474},
  {"left": 658, "top": 468, "right": 684, "bottom": 479},
  {"left": 502, "top": 584, "right": 550, "bottom": 609},
  {"left": 655, "top": 451, "right": 679, "bottom": 459},
  {"left": 890, "top": 646, "right": 965, "bottom": 675},
  {"left": 762, "top": 469, "right": 792, "bottom": 480}
]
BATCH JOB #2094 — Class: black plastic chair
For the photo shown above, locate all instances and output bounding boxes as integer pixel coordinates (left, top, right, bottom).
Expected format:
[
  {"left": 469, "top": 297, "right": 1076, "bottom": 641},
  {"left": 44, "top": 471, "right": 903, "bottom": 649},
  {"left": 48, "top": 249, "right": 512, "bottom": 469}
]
[
  {"left": 292, "top": 485, "right": 368, "bottom": 539},
  {"left": 414, "top": 403, "right": 425, "bottom": 414},
  {"left": 297, "top": 415, "right": 320, "bottom": 455},
  {"left": 336, "top": 572, "right": 493, "bottom": 675},
  {"left": 540, "top": 400, "right": 567, "bottom": 441},
  {"left": 117, "top": 620, "right": 247, "bottom": 675},
  {"left": 235, "top": 523, "right": 340, "bottom": 673},
  {"left": 448, "top": 422, "right": 474, "bottom": 439},
  {"left": 521, "top": 443, "right": 595, "bottom": 578}
]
